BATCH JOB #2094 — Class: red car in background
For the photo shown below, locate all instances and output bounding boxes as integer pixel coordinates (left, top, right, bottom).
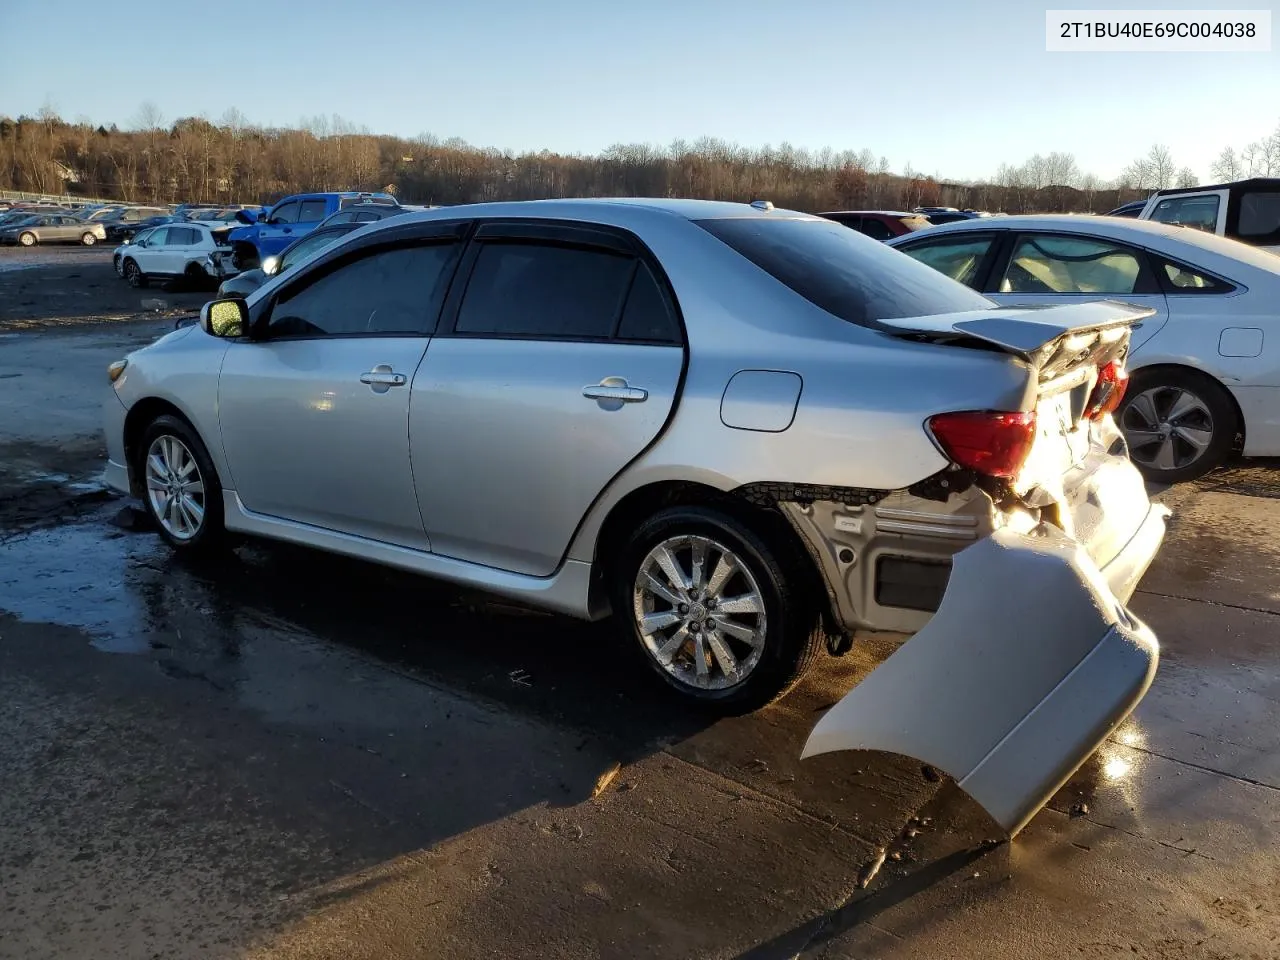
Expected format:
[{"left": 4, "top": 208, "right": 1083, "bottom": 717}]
[{"left": 817, "top": 209, "right": 932, "bottom": 241}]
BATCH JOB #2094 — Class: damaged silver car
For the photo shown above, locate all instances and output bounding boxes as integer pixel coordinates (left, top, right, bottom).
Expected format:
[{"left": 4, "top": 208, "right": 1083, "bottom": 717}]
[{"left": 102, "top": 199, "right": 1167, "bottom": 833}]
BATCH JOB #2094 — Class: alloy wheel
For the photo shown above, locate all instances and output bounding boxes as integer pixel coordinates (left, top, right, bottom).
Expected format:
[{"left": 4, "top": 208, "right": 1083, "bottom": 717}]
[
  {"left": 1121, "top": 385, "right": 1214, "bottom": 472},
  {"left": 632, "top": 534, "right": 767, "bottom": 691},
  {"left": 145, "top": 434, "right": 206, "bottom": 541}
]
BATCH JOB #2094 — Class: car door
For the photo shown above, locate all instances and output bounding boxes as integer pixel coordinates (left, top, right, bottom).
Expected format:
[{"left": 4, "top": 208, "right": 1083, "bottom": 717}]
[
  {"left": 258, "top": 199, "right": 302, "bottom": 256},
  {"left": 409, "top": 221, "right": 686, "bottom": 577},
  {"left": 133, "top": 226, "right": 170, "bottom": 273},
  {"left": 217, "top": 224, "right": 465, "bottom": 548},
  {"left": 294, "top": 197, "right": 329, "bottom": 238},
  {"left": 163, "top": 225, "right": 199, "bottom": 272},
  {"left": 983, "top": 232, "right": 1170, "bottom": 351}
]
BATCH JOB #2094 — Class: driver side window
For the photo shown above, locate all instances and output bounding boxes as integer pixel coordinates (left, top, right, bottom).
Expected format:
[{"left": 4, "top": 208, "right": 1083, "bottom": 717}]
[
  {"left": 270, "top": 201, "right": 302, "bottom": 224},
  {"left": 266, "top": 241, "right": 460, "bottom": 339}
]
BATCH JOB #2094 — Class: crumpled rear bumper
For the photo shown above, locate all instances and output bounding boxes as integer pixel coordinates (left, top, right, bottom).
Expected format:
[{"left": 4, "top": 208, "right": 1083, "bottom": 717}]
[{"left": 803, "top": 523, "right": 1163, "bottom": 837}]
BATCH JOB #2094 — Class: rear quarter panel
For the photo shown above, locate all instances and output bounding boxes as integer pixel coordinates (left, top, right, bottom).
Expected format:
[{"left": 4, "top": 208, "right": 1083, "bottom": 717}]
[{"left": 566, "top": 218, "right": 1036, "bottom": 562}]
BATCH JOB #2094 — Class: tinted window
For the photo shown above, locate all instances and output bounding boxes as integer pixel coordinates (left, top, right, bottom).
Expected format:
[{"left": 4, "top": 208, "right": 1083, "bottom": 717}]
[
  {"left": 695, "top": 217, "right": 992, "bottom": 326},
  {"left": 270, "top": 201, "right": 301, "bottom": 224},
  {"left": 858, "top": 218, "right": 893, "bottom": 242},
  {"left": 298, "top": 199, "right": 328, "bottom": 222},
  {"left": 280, "top": 230, "right": 348, "bottom": 270},
  {"left": 1000, "top": 235, "right": 1142, "bottom": 295},
  {"left": 928, "top": 213, "right": 969, "bottom": 225},
  {"left": 900, "top": 234, "right": 995, "bottom": 288},
  {"left": 147, "top": 228, "right": 171, "bottom": 245},
  {"left": 355, "top": 211, "right": 382, "bottom": 222},
  {"left": 1148, "top": 195, "right": 1219, "bottom": 232},
  {"left": 617, "top": 263, "right": 680, "bottom": 343},
  {"left": 268, "top": 243, "right": 458, "bottom": 338},
  {"left": 1238, "top": 192, "right": 1280, "bottom": 238},
  {"left": 455, "top": 241, "right": 635, "bottom": 339},
  {"left": 325, "top": 211, "right": 356, "bottom": 224},
  {"left": 1159, "top": 259, "right": 1226, "bottom": 292},
  {"left": 170, "top": 226, "right": 200, "bottom": 245}
]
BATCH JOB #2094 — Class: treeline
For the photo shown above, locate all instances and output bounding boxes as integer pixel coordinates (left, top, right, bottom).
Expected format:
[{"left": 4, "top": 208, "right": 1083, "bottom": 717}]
[{"left": 3, "top": 105, "right": 1274, "bottom": 215}]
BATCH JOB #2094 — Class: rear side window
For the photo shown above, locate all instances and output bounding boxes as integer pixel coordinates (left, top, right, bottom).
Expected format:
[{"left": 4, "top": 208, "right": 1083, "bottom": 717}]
[
  {"left": 298, "top": 200, "right": 328, "bottom": 222},
  {"left": 617, "top": 263, "right": 680, "bottom": 343},
  {"left": 325, "top": 211, "right": 356, "bottom": 224},
  {"left": 455, "top": 241, "right": 636, "bottom": 339},
  {"left": 695, "top": 217, "right": 992, "bottom": 326},
  {"left": 1000, "top": 234, "right": 1144, "bottom": 295},
  {"left": 1238, "top": 192, "right": 1280, "bottom": 238},
  {"left": 858, "top": 218, "right": 893, "bottom": 242}
]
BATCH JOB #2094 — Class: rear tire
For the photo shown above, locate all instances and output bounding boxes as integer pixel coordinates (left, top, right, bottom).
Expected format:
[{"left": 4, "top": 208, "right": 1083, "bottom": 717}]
[
  {"left": 610, "top": 505, "right": 824, "bottom": 714},
  {"left": 81, "top": 232, "right": 97, "bottom": 246},
  {"left": 1117, "top": 367, "right": 1237, "bottom": 484},
  {"left": 136, "top": 414, "right": 226, "bottom": 554}
]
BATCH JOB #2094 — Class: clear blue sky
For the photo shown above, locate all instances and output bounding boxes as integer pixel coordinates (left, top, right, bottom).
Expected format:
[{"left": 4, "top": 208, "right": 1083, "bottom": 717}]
[{"left": 1, "top": 0, "right": 1275, "bottom": 182}]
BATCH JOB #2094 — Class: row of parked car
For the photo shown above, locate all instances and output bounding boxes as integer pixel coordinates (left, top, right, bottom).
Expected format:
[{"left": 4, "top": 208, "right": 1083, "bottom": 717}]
[{"left": 109, "top": 191, "right": 433, "bottom": 292}]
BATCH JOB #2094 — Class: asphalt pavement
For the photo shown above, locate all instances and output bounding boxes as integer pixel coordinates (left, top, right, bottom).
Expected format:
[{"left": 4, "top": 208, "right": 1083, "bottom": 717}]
[{"left": 1, "top": 251, "right": 1277, "bottom": 958}]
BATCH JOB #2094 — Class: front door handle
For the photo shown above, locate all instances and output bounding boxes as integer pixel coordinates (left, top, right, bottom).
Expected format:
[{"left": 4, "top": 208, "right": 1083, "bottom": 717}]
[
  {"left": 360, "top": 364, "right": 407, "bottom": 393},
  {"left": 582, "top": 376, "right": 648, "bottom": 404}
]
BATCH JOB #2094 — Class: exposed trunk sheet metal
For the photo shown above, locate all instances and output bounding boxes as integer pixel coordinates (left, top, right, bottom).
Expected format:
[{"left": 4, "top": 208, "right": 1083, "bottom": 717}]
[{"left": 802, "top": 526, "right": 1159, "bottom": 837}]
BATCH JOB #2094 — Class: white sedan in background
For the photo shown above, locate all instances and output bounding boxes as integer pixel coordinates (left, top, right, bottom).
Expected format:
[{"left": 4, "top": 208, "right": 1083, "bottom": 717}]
[
  {"left": 890, "top": 216, "right": 1280, "bottom": 483},
  {"left": 116, "top": 221, "right": 237, "bottom": 288}
]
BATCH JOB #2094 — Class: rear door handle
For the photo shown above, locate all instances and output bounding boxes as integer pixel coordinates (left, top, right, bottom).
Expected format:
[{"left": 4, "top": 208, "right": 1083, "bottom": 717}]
[
  {"left": 360, "top": 364, "right": 407, "bottom": 392},
  {"left": 583, "top": 377, "right": 648, "bottom": 403}
]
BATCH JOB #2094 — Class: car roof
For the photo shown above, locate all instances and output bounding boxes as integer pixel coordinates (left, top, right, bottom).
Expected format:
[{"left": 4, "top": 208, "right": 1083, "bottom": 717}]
[
  {"left": 888, "top": 213, "right": 1280, "bottom": 279},
  {"left": 389, "top": 198, "right": 818, "bottom": 227},
  {"left": 1152, "top": 177, "right": 1280, "bottom": 197}
]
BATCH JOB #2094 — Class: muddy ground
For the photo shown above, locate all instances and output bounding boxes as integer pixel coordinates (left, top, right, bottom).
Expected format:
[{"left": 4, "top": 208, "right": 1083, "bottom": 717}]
[{"left": 1, "top": 247, "right": 1279, "bottom": 959}]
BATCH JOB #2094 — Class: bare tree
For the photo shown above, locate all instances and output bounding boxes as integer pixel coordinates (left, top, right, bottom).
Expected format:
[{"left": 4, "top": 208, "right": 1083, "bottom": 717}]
[
  {"left": 1145, "top": 144, "right": 1176, "bottom": 189},
  {"left": 1174, "top": 167, "right": 1198, "bottom": 188},
  {"left": 1211, "top": 146, "right": 1243, "bottom": 182},
  {"left": 131, "top": 101, "right": 165, "bottom": 132}
]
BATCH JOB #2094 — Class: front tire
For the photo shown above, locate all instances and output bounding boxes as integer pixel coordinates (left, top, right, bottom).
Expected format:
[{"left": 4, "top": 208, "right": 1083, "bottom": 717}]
[
  {"left": 81, "top": 232, "right": 97, "bottom": 246},
  {"left": 137, "top": 414, "right": 226, "bottom": 553},
  {"left": 611, "top": 505, "right": 823, "bottom": 713},
  {"left": 18, "top": 231, "right": 36, "bottom": 247},
  {"left": 1117, "top": 368, "right": 1238, "bottom": 484},
  {"left": 123, "top": 258, "right": 148, "bottom": 288}
]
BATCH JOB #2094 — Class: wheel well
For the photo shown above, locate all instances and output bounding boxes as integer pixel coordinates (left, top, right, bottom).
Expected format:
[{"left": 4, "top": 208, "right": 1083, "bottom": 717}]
[
  {"left": 593, "top": 480, "right": 840, "bottom": 639},
  {"left": 122, "top": 398, "right": 198, "bottom": 497},
  {"left": 1129, "top": 362, "right": 1246, "bottom": 447}
]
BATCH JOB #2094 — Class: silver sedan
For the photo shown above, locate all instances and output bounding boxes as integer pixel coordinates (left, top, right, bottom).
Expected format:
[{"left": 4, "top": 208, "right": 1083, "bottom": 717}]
[{"left": 103, "top": 199, "right": 1169, "bottom": 836}]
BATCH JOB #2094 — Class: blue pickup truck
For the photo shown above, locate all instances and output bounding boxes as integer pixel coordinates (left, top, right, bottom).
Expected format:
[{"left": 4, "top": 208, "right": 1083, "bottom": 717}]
[{"left": 225, "top": 191, "right": 399, "bottom": 269}]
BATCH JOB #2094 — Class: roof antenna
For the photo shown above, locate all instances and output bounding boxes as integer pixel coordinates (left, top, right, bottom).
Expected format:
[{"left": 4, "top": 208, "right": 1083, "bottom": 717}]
[{"left": 750, "top": 200, "right": 774, "bottom": 212}]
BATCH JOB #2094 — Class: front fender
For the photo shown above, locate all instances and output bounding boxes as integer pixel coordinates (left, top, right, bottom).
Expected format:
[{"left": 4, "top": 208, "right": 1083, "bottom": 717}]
[{"left": 803, "top": 526, "right": 1159, "bottom": 837}]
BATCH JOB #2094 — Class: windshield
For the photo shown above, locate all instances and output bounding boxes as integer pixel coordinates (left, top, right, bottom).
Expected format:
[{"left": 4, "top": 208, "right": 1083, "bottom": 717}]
[{"left": 694, "top": 216, "right": 994, "bottom": 327}]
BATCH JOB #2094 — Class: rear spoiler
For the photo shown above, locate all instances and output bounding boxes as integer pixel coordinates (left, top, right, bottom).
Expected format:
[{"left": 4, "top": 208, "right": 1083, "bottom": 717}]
[{"left": 882, "top": 301, "right": 1155, "bottom": 375}]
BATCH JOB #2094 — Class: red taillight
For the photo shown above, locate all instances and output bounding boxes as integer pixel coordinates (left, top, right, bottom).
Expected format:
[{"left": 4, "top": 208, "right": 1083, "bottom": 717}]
[
  {"left": 1086, "top": 360, "right": 1129, "bottom": 421},
  {"left": 926, "top": 410, "right": 1038, "bottom": 479}
]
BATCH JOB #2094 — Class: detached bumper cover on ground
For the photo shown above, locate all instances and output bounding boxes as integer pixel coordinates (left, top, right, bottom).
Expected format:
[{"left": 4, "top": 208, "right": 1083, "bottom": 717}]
[{"left": 803, "top": 519, "right": 1167, "bottom": 837}]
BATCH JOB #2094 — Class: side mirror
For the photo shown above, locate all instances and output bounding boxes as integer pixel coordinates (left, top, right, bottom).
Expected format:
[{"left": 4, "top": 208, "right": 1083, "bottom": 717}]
[
  {"left": 200, "top": 297, "right": 248, "bottom": 339},
  {"left": 261, "top": 255, "right": 281, "bottom": 276}
]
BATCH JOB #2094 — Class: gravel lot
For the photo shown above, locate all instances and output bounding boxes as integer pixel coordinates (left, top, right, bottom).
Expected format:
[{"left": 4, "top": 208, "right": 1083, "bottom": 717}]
[{"left": 1, "top": 246, "right": 1278, "bottom": 959}]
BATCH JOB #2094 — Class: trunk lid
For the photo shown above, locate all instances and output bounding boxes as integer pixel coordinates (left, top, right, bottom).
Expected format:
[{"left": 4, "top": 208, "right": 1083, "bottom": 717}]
[{"left": 893, "top": 301, "right": 1155, "bottom": 554}]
